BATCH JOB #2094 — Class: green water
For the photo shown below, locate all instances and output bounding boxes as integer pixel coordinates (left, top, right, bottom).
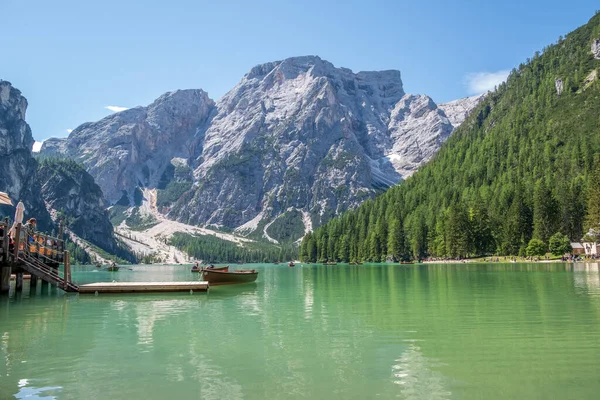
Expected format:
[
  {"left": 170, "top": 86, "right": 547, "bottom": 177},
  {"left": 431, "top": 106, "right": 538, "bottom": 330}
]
[{"left": 1, "top": 263, "right": 599, "bottom": 399}]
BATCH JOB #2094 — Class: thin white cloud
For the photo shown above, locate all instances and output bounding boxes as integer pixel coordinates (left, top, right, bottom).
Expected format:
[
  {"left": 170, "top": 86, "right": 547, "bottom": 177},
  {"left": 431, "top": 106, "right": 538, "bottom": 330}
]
[
  {"left": 32, "top": 141, "right": 43, "bottom": 152},
  {"left": 105, "top": 105, "right": 129, "bottom": 112},
  {"left": 67, "top": 129, "right": 73, "bottom": 133},
  {"left": 465, "top": 70, "right": 510, "bottom": 95}
]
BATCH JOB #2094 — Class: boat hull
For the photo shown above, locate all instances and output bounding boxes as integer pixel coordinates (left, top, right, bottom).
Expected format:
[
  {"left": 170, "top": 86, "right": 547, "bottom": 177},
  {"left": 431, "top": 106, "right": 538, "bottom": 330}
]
[
  {"left": 192, "top": 266, "right": 229, "bottom": 273},
  {"left": 201, "top": 269, "right": 258, "bottom": 285}
]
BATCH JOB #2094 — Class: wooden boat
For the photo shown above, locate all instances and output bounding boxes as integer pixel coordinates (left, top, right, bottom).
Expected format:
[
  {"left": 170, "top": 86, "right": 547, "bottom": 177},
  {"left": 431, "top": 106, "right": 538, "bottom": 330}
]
[
  {"left": 107, "top": 265, "right": 120, "bottom": 271},
  {"left": 288, "top": 261, "right": 295, "bottom": 267},
  {"left": 324, "top": 262, "right": 337, "bottom": 266},
  {"left": 201, "top": 269, "right": 258, "bottom": 285},
  {"left": 400, "top": 261, "right": 414, "bottom": 265},
  {"left": 192, "top": 266, "right": 229, "bottom": 273},
  {"left": 274, "top": 262, "right": 280, "bottom": 265}
]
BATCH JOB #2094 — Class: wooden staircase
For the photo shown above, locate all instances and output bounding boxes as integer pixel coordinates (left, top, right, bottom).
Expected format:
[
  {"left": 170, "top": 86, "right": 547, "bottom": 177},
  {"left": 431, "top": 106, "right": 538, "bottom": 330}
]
[{"left": 18, "top": 252, "right": 79, "bottom": 292}]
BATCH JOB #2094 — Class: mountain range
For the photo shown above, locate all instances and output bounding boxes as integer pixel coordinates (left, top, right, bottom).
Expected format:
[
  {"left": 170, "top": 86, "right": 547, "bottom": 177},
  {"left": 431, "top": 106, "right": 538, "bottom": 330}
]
[{"left": 41, "top": 56, "right": 482, "bottom": 243}]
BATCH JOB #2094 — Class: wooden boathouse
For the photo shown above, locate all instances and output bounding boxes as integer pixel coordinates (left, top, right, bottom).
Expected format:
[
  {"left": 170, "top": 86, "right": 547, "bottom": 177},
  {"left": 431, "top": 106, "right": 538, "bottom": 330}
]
[
  {"left": 0, "top": 217, "right": 77, "bottom": 293},
  {"left": 1, "top": 217, "right": 209, "bottom": 294}
]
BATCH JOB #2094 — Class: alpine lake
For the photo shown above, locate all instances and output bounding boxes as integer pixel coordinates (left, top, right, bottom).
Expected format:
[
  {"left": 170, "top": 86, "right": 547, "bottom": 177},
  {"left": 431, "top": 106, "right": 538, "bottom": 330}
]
[{"left": 1, "top": 262, "right": 599, "bottom": 399}]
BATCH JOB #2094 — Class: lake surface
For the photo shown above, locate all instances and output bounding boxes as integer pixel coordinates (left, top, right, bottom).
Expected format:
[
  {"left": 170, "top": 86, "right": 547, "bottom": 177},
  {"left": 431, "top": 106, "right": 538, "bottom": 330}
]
[{"left": 1, "top": 262, "right": 599, "bottom": 399}]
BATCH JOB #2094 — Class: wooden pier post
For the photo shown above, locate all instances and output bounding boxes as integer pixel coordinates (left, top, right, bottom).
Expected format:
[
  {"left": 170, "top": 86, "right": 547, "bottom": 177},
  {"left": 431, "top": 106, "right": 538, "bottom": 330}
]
[
  {"left": 58, "top": 217, "right": 64, "bottom": 241},
  {"left": 13, "top": 223, "right": 21, "bottom": 261},
  {"left": 0, "top": 268, "right": 9, "bottom": 293},
  {"left": 63, "top": 251, "right": 71, "bottom": 290},
  {"left": 1, "top": 217, "right": 8, "bottom": 264},
  {"left": 15, "top": 272, "right": 23, "bottom": 292},
  {"left": 1, "top": 218, "right": 9, "bottom": 293}
]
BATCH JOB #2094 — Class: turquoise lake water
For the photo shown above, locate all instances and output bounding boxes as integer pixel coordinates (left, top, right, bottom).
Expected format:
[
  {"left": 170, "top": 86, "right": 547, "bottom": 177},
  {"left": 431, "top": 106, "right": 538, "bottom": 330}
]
[{"left": 1, "top": 262, "right": 599, "bottom": 399}]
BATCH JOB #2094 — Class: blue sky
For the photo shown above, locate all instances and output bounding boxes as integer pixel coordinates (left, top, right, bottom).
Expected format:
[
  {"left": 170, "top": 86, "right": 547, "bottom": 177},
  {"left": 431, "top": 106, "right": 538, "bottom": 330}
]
[{"left": 1, "top": 0, "right": 598, "bottom": 146}]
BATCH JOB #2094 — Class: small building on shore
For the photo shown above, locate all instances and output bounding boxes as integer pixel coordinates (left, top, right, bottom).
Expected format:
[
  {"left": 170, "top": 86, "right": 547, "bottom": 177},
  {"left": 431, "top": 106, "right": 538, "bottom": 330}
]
[
  {"left": 570, "top": 242, "right": 598, "bottom": 256},
  {"left": 571, "top": 243, "right": 585, "bottom": 255}
]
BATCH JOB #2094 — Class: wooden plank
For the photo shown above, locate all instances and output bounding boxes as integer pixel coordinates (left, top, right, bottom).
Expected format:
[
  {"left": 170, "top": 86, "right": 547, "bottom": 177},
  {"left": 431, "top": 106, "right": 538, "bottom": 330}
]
[{"left": 78, "top": 281, "right": 209, "bottom": 294}]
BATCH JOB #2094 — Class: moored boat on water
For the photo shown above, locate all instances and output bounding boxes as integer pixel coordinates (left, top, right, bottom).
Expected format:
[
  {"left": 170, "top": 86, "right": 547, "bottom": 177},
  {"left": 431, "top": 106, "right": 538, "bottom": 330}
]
[
  {"left": 288, "top": 261, "right": 295, "bottom": 267},
  {"left": 192, "top": 265, "right": 229, "bottom": 273},
  {"left": 201, "top": 269, "right": 258, "bottom": 285},
  {"left": 107, "top": 264, "right": 120, "bottom": 271}
]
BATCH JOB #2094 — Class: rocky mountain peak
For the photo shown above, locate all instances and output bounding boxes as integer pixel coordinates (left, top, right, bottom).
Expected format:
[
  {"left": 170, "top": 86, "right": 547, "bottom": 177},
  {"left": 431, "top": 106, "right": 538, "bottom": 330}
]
[
  {"left": 0, "top": 80, "right": 33, "bottom": 154},
  {"left": 438, "top": 94, "right": 485, "bottom": 127},
  {"left": 53, "top": 88, "right": 215, "bottom": 203},
  {"left": 0, "top": 80, "right": 51, "bottom": 229}
]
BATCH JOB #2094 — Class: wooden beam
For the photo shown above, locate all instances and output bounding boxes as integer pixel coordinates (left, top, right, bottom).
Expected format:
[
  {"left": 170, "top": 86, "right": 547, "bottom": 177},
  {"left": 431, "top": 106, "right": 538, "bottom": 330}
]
[
  {"left": 78, "top": 281, "right": 209, "bottom": 294},
  {"left": 64, "top": 251, "right": 71, "bottom": 290},
  {"left": 12, "top": 223, "right": 21, "bottom": 266}
]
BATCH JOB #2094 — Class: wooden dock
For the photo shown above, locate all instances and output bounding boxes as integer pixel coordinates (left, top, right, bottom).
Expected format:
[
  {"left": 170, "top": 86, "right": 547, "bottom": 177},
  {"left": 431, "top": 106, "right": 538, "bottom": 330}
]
[{"left": 78, "top": 281, "right": 209, "bottom": 294}]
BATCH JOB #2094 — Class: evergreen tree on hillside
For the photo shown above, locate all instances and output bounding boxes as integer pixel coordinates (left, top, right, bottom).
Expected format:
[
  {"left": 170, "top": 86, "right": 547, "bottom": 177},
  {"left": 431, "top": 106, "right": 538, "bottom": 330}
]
[
  {"left": 585, "top": 156, "right": 600, "bottom": 236},
  {"left": 533, "top": 179, "right": 559, "bottom": 243},
  {"left": 301, "top": 13, "right": 600, "bottom": 262}
]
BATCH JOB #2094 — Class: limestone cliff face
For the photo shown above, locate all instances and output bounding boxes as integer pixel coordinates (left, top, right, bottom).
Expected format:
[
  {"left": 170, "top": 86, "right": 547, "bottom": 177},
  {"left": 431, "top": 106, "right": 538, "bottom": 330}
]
[
  {"left": 173, "top": 56, "right": 406, "bottom": 228},
  {"left": 385, "top": 94, "right": 454, "bottom": 178},
  {"left": 592, "top": 39, "right": 600, "bottom": 59},
  {"left": 0, "top": 80, "right": 51, "bottom": 229},
  {"left": 43, "top": 89, "right": 215, "bottom": 204},
  {"left": 41, "top": 56, "right": 483, "bottom": 240},
  {"left": 438, "top": 94, "right": 485, "bottom": 127},
  {"left": 1, "top": 80, "right": 124, "bottom": 256},
  {"left": 37, "top": 159, "right": 117, "bottom": 253}
]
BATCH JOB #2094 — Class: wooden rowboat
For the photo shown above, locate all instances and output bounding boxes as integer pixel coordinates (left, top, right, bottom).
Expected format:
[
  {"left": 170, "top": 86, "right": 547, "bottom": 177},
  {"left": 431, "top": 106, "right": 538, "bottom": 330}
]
[
  {"left": 201, "top": 269, "right": 258, "bottom": 285},
  {"left": 106, "top": 265, "right": 120, "bottom": 271},
  {"left": 191, "top": 266, "right": 229, "bottom": 273}
]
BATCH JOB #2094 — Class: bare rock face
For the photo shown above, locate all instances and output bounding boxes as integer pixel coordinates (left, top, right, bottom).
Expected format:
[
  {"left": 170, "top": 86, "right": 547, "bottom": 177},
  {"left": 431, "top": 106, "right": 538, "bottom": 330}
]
[
  {"left": 53, "top": 89, "right": 215, "bottom": 204},
  {"left": 39, "top": 137, "right": 67, "bottom": 156},
  {"left": 385, "top": 94, "right": 454, "bottom": 178},
  {"left": 43, "top": 57, "right": 484, "bottom": 240},
  {"left": 555, "top": 78, "right": 564, "bottom": 95},
  {"left": 592, "top": 39, "right": 600, "bottom": 59},
  {"left": 438, "top": 94, "right": 485, "bottom": 127},
  {"left": 36, "top": 159, "right": 118, "bottom": 253},
  {"left": 172, "top": 56, "right": 406, "bottom": 228},
  {"left": 0, "top": 80, "right": 52, "bottom": 229}
]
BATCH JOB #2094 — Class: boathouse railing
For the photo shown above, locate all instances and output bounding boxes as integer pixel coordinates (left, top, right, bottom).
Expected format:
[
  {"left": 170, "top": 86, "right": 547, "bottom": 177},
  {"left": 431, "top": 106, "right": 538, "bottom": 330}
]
[{"left": 1, "top": 219, "right": 76, "bottom": 292}]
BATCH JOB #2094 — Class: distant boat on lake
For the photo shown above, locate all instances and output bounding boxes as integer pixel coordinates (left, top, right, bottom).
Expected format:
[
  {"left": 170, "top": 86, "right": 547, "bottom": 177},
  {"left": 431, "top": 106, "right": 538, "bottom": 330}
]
[
  {"left": 107, "top": 263, "right": 119, "bottom": 272},
  {"left": 288, "top": 261, "right": 295, "bottom": 267}
]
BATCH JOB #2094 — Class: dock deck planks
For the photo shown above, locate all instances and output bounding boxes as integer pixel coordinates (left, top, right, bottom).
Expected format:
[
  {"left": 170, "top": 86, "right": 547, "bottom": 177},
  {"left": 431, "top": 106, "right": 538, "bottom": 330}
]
[{"left": 78, "top": 281, "right": 209, "bottom": 293}]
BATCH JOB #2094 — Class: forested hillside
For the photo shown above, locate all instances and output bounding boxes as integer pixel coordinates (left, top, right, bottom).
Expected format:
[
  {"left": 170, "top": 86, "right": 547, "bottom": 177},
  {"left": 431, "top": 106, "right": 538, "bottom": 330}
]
[{"left": 301, "top": 13, "right": 600, "bottom": 262}]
